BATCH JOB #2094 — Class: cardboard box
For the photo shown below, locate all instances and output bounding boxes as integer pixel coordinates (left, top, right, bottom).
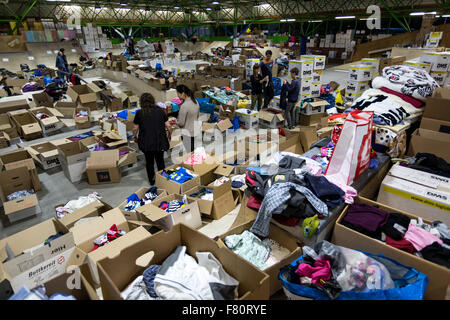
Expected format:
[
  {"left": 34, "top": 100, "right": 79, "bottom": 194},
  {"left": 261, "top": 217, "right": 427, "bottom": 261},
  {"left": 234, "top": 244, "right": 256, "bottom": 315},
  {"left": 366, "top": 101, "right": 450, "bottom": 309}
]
[
  {"left": 97, "top": 131, "right": 127, "bottom": 148},
  {"left": 348, "top": 64, "right": 372, "bottom": 81},
  {"left": 0, "top": 131, "right": 10, "bottom": 149},
  {"left": 70, "top": 208, "right": 150, "bottom": 285},
  {"left": 54, "top": 101, "right": 76, "bottom": 118},
  {"left": 37, "top": 268, "right": 94, "bottom": 300},
  {"left": 0, "top": 114, "right": 18, "bottom": 139},
  {"left": 299, "top": 112, "right": 326, "bottom": 126},
  {"left": 407, "top": 128, "right": 450, "bottom": 162},
  {"left": 96, "top": 223, "right": 270, "bottom": 300},
  {"left": 0, "top": 149, "right": 41, "bottom": 191},
  {"left": 58, "top": 199, "right": 113, "bottom": 231},
  {"left": 430, "top": 71, "right": 447, "bottom": 86},
  {"left": 74, "top": 106, "right": 91, "bottom": 130},
  {"left": 26, "top": 142, "right": 61, "bottom": 170},
  {"left": 29, "top": 107, "right": 64, "bottom": 134},
  {"left": 117, "top": 146, "right": 137, "bottom": 167},
  {"left": 187, "top": 180, "right": 235, "bottom": 220},
  {"left": 118, "top": 187, "right": 167, "bottom": 221},
  {"left": 5, "top": 78, "right": 28, "bottom": 88},
  {"left": 288, "top": 60, "right": 314, "bottom": 78},
  {"left": 31, "top": 92, "right": 53, "bottom": 108},
  {"left": 0, "top": 218, "right": 74, "bottom": 292},
  {"left": 300, "top": 55, "right": 326, "bottom": 70},
  {"left": 0, "top": 167, "right": 41, "bottom": 223},
  {"left": 258, "top": 109, "right": 284, "bottom": 128},
  {"left": 218, "top": 220, "right": 302, "bottom": 295},
  {"left": 8, "top": 109, "right": 42, "bottom": 140},
  {"left": 155, "top": 164, "right": 201, "bottom": 195},
  {"left": 332, "top": 196, "right": 450, "bottom": 300},
  {"left": 423, "top": 88, "right": 450, "bottom": 122},
  {"left": 420, "top": 117, "right": 450, "bottom": 134},
  {"left": 86, "top": 150, "right": 121, "bottom": 185},
  {"left": 298, "top": 126, "right": 320, "bottom": 151},
  {"left": 346, "top": 80, "right": 369, "bottom": 94},
  {"left": 66, "top": 84, "right": 101, "bottom": 111},
  {"left": 136, "top": 193, "right": 202, "bottom": 231},
  {"left": 376, "top": 164, "right": 450, "bottom": 226},
  {"left": 300, "top": 98, "right": 329, "bottom": 115},
  {"left": 57, "top": 140, "right": 90, "bottom": 183}
]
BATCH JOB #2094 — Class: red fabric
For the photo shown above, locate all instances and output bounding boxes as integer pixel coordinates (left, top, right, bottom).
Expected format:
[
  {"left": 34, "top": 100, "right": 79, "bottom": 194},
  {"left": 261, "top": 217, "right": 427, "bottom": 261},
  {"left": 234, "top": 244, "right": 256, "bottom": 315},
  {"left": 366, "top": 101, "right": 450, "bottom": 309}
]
[
  {"left": 386, "top": 235, "right": 416, "bottom": 254},
  {"left": 273, "top": 215, "right": 300, "bottom": 226},
  {"left": 380, "top": 87, "right": 424, "bottom": 108},
  {"left": 278, "top": 126, "right": 286, "bottom": 137},
  {"left": 328, "top": 113, "right": 348, "bottom": 121},
  {"left": 246, "top": 195, "right": 262, "bottom": 210}
]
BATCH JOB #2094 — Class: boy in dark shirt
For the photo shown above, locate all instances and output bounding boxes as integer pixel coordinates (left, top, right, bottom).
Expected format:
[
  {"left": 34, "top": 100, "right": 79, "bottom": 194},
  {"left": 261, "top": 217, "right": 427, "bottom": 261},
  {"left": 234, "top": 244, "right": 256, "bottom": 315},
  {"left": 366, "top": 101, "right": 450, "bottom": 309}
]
[
  {"left": 250, "top": 64, "right": 264, "bottom": 111},
  {"left": 284, "top": 67, "right": 301, "bottom": 129}
]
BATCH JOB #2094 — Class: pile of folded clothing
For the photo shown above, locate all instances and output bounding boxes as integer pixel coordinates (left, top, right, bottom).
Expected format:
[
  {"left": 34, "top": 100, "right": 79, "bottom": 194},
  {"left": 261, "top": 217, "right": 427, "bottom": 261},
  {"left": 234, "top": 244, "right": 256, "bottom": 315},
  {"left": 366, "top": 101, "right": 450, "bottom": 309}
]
[
  {"left": 124, "top": 187, "right": 160, "bottom": 213},
  {"left": 158, "top": 197, "right": 188, "bottom": 213},
  {"left": 90, "top": 224, "right": 126, "bottom": 252},
  {"left": 189, "top": 188, "right": 213, "bottom": 201},
  {"left": 160, "top": 167, "right": 197, "bottom": 184}
]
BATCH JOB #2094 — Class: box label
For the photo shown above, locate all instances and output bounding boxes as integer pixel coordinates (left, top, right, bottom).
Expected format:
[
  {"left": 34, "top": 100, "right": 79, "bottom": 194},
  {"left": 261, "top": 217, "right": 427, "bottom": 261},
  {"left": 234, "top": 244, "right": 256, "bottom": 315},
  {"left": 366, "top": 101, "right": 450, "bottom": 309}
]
[{"left": 384, "top": 186, "right": 450, "bottom": 212}]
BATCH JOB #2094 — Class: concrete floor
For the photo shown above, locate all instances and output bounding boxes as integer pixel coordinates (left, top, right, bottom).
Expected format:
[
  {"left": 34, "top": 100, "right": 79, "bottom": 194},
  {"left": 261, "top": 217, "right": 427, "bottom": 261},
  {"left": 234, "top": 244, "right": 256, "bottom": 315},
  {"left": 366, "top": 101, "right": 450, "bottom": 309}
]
[{"left": 0, "top": 65, "right": 349, "bottom": 239}]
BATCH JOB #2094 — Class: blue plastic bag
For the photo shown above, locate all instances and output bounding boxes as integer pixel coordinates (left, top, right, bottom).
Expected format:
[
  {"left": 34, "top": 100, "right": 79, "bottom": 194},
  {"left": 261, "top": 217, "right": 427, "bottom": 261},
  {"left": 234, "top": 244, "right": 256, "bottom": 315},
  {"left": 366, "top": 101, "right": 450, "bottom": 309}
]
[
  {"left": 155, "top": 63, "right": 162, "bottom": 71},
  {"left": 43, "top": 76, "right": 53, "bottom": 86},
  {"left": 280, "top": 251, "right": 428, "bottom": 300},
  {"left": 116, "top": 110, "right": 129, "bottom": 120}
]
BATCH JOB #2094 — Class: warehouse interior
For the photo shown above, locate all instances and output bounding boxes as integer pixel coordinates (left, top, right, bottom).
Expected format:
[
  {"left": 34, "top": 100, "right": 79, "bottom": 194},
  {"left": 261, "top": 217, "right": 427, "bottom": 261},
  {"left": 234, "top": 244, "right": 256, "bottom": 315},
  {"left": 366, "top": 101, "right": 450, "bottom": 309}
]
[{"left": 0, "top": 0, "right": 449, "bottom": 303}]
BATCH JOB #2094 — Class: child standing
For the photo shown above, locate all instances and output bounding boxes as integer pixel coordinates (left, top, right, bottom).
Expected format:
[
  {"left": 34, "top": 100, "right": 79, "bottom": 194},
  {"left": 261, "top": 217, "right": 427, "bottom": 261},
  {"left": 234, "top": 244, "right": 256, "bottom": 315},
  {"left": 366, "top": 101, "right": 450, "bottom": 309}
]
[
  {"left": 284, "top": 67, "right": 301, "bottom": 129},
  {"left": 250, "top": 64, "right": 264, "bottom": 111}
]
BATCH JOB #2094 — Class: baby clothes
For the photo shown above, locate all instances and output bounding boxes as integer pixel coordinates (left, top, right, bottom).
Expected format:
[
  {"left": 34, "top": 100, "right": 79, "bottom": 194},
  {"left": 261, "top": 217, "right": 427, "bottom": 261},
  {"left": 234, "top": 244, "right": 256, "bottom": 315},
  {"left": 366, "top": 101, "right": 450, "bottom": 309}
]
[
  {"left": 342, "top": 204, "right": 389, "bottom": 240},
  {"left": 159, "top": 200, "right": 186, "bottom": 213},
  {"left": 7, "top": 189, "right": 34, "bottom": 201},
  {"left": 161, "top": 167, "right": 196, "bottom": 184},
  {"left": 404, "top": 223, "right": 443, "bottom": 252},
  {"left": 295, "top": 259, "right": 332, "bottom": 285},
  {"left": 380, "top": 212, "right": 411, "bottom": 241},
  {"left": 91, "top": 224, "right": 126, "bottom": 252},
  {"left": 214, "top": 176, "right": 230, "bottom": 186},
  {"left": 189, "top": 188, "right": 213, "bottom": 201}
]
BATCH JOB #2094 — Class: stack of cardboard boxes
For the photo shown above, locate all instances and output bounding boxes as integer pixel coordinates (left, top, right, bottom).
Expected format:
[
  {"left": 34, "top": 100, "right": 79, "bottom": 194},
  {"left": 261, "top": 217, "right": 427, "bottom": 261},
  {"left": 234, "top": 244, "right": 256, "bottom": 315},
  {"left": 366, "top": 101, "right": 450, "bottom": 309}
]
[
  {"left": 345, "top": 64, "right": 372, "bottom": 104},
  {"left": 420, "top": 51, "right": 450, "bottom": 87}
]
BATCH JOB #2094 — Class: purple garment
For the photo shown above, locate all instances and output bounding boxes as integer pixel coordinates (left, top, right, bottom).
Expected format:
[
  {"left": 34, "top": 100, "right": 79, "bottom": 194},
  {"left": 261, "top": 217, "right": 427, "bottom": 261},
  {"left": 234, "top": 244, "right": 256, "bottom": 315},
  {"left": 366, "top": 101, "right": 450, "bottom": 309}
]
[
  {"left": 93, "top": 145, "right": 105, "bottom": 151},
  {"left": 119, "top": 151, "right": 129, "bottom": 156},
  {"left": 343, "top": 203, "right": 389, "bottom": 233}
]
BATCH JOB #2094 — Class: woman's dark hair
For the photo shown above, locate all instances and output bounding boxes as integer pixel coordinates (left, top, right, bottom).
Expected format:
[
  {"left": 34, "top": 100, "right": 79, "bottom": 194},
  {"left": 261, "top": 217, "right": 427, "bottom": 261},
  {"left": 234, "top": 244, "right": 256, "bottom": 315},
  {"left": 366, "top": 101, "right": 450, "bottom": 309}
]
[
  {"left": 266, "top": 50, "right": 272, "bottom": 56},
  {"left": 176, "top": 84, "right": 197, "bottom": 104},
  {"left": 140, "top": 92, "right": 157, "bottom": 114}
]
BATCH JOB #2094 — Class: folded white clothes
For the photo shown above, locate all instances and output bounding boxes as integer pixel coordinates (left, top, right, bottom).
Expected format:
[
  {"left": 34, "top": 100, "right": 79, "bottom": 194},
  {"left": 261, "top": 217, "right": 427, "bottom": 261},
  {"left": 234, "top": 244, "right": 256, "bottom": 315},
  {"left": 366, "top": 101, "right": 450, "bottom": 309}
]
[
  {"left": 201, "top": 193, "right": 214, "bottom": 201},
  {"left": 230, "top": 174, "right": 246, "bottom": 184},
  {"left": 214, "top": 176, "right": 230, "bottom": 186},
  {"left": 154, "top": 246, "right": 239, "bottom": 300}
]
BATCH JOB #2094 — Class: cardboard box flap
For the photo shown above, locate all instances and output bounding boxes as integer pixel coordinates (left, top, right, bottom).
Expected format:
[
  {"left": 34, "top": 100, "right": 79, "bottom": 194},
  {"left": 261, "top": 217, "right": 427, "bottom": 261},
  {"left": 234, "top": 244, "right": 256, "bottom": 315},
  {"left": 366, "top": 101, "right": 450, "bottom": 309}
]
[
  {"left": 86, "top": 150, "right": 119, "bottom": 169},
  {"left": 79, "top": 93, "right": 97, "bottom": 104},
  {"left": 87, "top": 83, "right": 102, "bottom": 93},
  {"left": 4, "top": 194, "right": 38, "bottom": 216},
  {"left": 388, "top": 163, "right": 450, "bottom": 191},
  {"left": 46, "top": 107, "right": 64, "bottom": 118},
  {"left": 214, "top": 164, "right": 235, "bottom": 177},
  {"left": 258, "top": 110, "right": 274, "bottom": 122},
  {"left": 217, "top": 118, "right": 232, "bottom": 132},
  {"left": 308, "top": 99, "right": 330, "bottom": 107},
  {"left": 59, "top": 199, "right": 108, "bottom": 230},
  {"left": 71, "top": 208, "right": 127, "bottom": 245}
]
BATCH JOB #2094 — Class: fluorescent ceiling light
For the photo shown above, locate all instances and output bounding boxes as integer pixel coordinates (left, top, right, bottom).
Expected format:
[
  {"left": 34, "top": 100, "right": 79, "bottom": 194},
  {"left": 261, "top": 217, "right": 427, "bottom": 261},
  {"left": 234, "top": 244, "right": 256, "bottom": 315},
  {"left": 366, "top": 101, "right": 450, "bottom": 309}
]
[
  {"left": 212, "top": 1, "right": 219, "bottom": 4},
  {"left": 335, "top": 15, "right": 355, "bottom": 19},
  {"left": 442, "top": 14, "right": 450, "bottom": 17},
  {"left": 287, "top": 18, "right": 295, "bottom": 22},
  {"left": 410, "top": 12, "right": 425, "bottom": 15},
  {"left": 192, "top": 10, "right": 198, "bottom": 13},
  {"left": 174, "top": 6, "right": 179, "bottom": 9},
  {"left": 206, "top": 7, "right": 212, "bottom": 10},
  {"left": 280, "top": 19, "right": 286, "bottom": 22},
  {"left": 309, "top": 20, "right": 322, "bottom": 22}
]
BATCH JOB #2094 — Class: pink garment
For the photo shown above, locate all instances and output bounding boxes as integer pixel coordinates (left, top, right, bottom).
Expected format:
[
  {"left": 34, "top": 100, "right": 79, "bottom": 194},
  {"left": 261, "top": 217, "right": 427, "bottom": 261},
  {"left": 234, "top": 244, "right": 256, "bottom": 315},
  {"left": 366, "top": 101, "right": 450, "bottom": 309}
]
[
  {"left": 184, "top": 154, "right": 205, "bottom": 166},
  {"left": 380, "top": 87, "right": 424, "bottom": 109},
  {"left": 325, "top": 176, "right": 357, "bottom": 204},
  {"left": 404, "top": 223, "right": 443, "bottom": 251},
  {"left": 171, "top": 97, "right": 183, "bottom": 105},
  {"left": 295, "top": 259, "right": 331, "bottom": 286}
]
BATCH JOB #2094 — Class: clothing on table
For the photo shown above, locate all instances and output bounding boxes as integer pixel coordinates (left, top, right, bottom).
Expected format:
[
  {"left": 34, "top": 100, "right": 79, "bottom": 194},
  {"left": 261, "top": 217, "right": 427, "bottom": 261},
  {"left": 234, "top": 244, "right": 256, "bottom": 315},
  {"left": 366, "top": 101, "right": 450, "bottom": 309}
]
[
  {"left": 144, "top": 150, "right": 165, "bottom": 184},
  {"left": 380, "top": 86, "right": 424, "bottom": 108},
  {"left": 304, "top": 174, "right": 345, "bottom": 209},
  {"left": 385, "top": 235, "right": 415, "bottom": 254},
  {"left": 161, "top": 166, "right": 196, "bottom": 184},
  {"left": 420, "top": 242, "right": 450, "bottom": 268},
  {"left": 404, "top": 223, "right": 443, "bottom": 252},
  {"left": 154, "top": 246, "right": 239, "bottom": 300},
  {"left": 133, "top": 108, "right": 169, "bottom": 152},
  {"left": 380, "top": 212, "right": 411, "bottom": 241},
  {"left": 250, "top": 182, "right": 328, "bottom": 238},
  {"left": 91, "top": 224, "right": 126, "bottom": 252},
  {"left": 342, "top": 203, "right": 389, "bottom": 240}
]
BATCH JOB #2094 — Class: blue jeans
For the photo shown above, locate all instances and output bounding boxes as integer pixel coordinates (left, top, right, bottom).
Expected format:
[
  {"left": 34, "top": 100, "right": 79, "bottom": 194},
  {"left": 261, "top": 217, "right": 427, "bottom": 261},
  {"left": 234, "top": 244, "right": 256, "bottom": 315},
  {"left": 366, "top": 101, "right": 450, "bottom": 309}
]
[{"left": 58, "top": 68, "right": 68, "bottom": 82}]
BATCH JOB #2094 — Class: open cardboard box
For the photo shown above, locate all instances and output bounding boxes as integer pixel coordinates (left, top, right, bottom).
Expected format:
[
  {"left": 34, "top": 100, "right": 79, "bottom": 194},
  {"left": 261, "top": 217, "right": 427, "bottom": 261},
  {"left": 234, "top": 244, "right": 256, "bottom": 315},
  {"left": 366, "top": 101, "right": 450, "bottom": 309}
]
[
  {"left": 31, "top": 92, "right": 53, "bottom": 108},
  {"left": 218, "top": 219, "right": 302, "bottom": 296},
  {"left": 74, "top": 106, "right": 91, "bottom": 130},
  {"left": 26, "top": 141, "right": 61, "bottom": 170},
  {"left": 118, "top": 187, "right": 167, "bottom": 221},
  {"left": 69, "top": 209, "right": 152, "bottom": 285},
  {"left": 0, "top": 98, "right": 29, "bottom": 114},
  {"left": 58, "top": 199, "right": 113, "bottom": 231},
  {"left": 86, "top": 150, "right": 122, "bottom": 185},
  {"left": 422, "top": 87, "right": 450, "bottom": 123},
  {"left": 29, "top": 107, "right": 64, "bottom": 135},
  {"left": 332, "top": 196, "right": 450, "bottom": 300},
  {"left": 0, "top": 167, "right": 41, "bottom": 223},
  {"left": 0, "top": 149, "right": 41, "bottom": 191},
  {"left": 96, "top": 223, "right": 270, "bottom": 300},
  {"left": 0, "top": 217, "right": 74, "bottom": 292},
  {"left": 258, "top": 108, "right": 284, "bottom": 128},
  {"left": 376, "top": 163, "right": 450, "bottom": 226},
  {"left": 186, "top": 179, "right": 236, "bottom": 220},
  {"left": 67, "top": 83, "right": 101, "bottom": 111},
  {"left": 136, "top": 193, "right": 202, "bottom": 231},
  {"left": 117, "top": 146, "right": 137, "bottom": 167},
  {"left": 155, "top": 164, "right": 201, "bottom": 195},
  {"left": 176, "top": 153, "right": 219, "bottom": 185},
  {"left": 407, "top": 128, "right": 450, "bottom": 162},
  {"left": 0, "top": 114, "right": 18, "bottom": 139},
  {"left": 97, "top": 131, "right": 127, "bottom": 149},
  {"left": 420, "top": 117, "right": 450, "bottom": 134},
  {"left": 8, "top": 109, "right": 42, "bottom": 140},
  {"left": 57, "top": 140, "right": 90, "bottom": 183}
]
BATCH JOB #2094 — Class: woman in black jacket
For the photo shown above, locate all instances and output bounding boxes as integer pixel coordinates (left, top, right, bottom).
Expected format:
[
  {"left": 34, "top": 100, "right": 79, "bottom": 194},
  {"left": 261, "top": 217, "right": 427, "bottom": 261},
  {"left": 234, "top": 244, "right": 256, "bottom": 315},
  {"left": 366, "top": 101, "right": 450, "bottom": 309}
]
[{"left": 133, "top": 93, "right": 172, "bottom": 185}]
